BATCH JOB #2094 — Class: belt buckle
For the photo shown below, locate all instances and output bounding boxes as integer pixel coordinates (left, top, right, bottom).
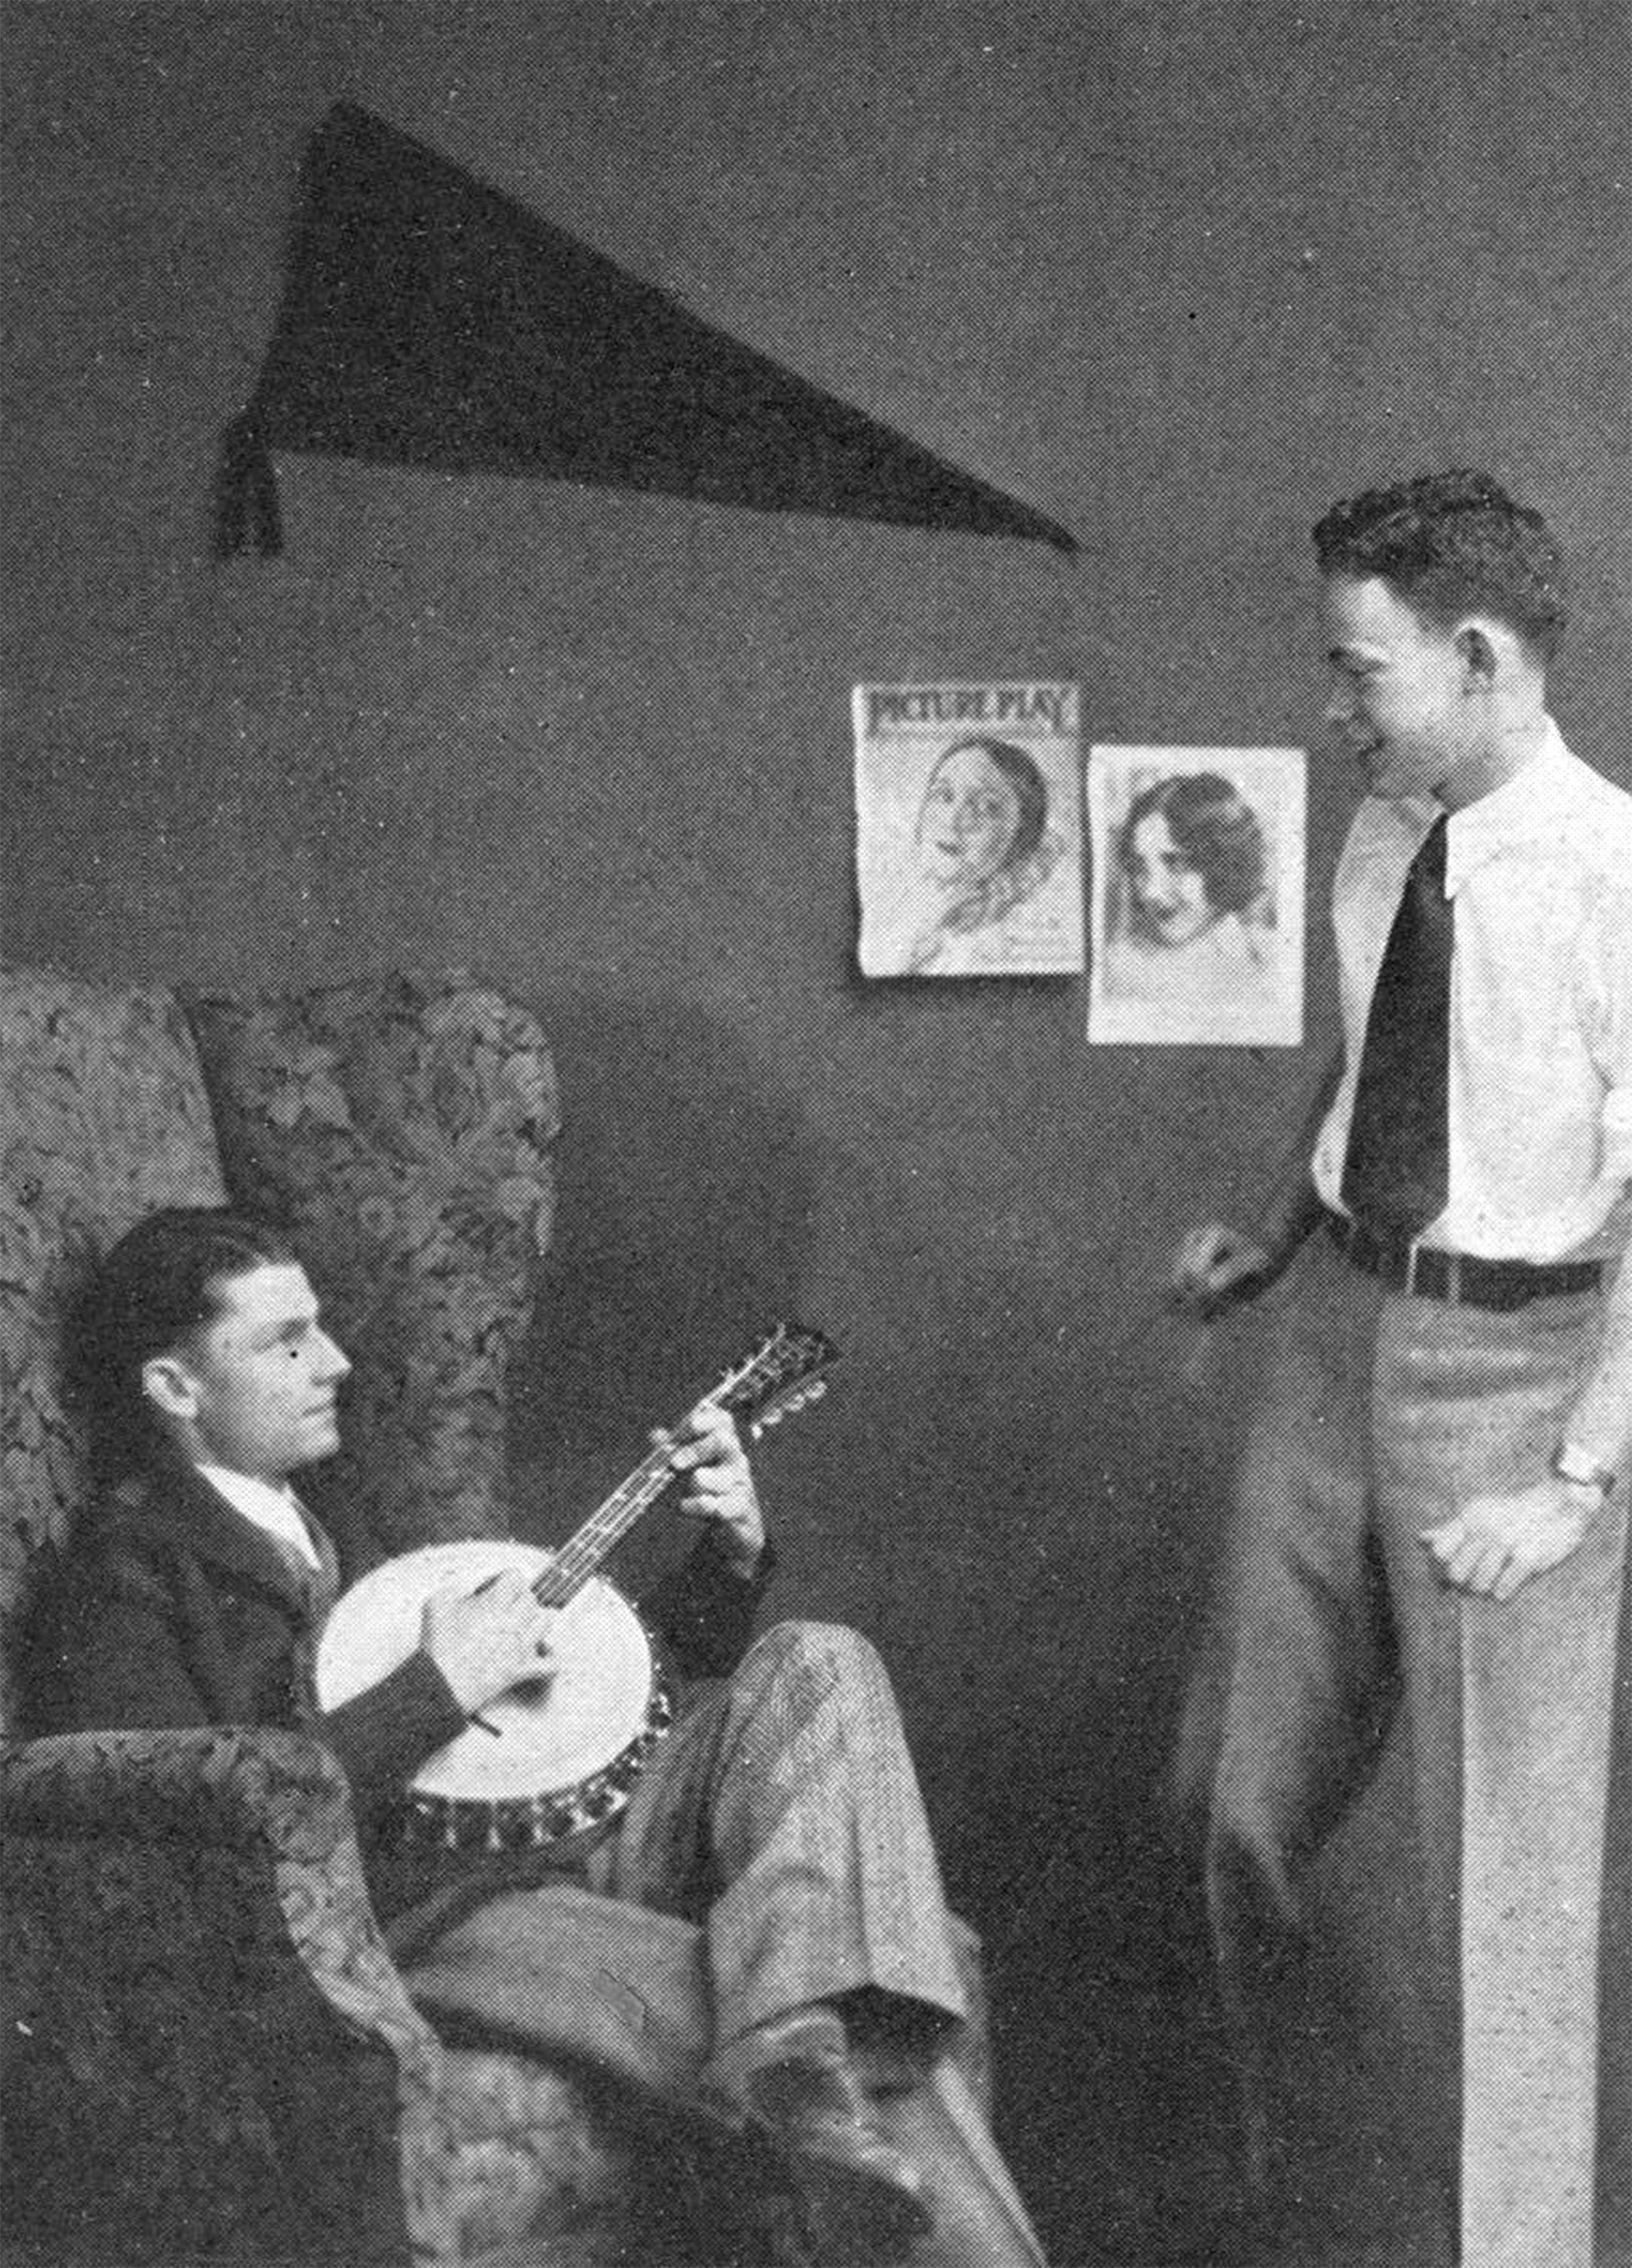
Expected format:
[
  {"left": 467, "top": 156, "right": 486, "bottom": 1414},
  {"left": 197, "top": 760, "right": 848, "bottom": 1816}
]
[{"left": 1405, "top": 1243, "right": 1460, "bottom": 1302}]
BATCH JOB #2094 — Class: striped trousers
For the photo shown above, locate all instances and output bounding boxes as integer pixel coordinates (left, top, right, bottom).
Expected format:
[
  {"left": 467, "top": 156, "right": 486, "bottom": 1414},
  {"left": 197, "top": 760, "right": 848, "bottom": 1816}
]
[{"left": 591, "top": 1618, "right": 970, "bottom": 2049}]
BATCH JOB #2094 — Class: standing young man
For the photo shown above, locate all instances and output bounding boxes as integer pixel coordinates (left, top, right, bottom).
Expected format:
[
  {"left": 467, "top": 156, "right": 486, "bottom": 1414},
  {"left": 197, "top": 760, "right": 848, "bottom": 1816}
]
[
  {"left": 1171, "top": 471, "right": 1632, "bottom": 2267},
  {"left": 27, "top": 1205, "right": 1044, "bottom": 2268}
]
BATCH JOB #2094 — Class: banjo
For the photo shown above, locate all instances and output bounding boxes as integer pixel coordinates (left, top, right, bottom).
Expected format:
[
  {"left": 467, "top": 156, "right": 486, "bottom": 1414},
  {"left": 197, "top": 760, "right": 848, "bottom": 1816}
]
[{"left": 315, "top": 1324, "right": 837, "bottom": 1856}]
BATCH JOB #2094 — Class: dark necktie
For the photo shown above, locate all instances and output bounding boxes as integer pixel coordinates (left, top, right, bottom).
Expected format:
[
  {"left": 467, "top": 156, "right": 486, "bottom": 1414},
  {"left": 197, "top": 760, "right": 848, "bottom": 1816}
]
[
  {"left": 1340, "top": 811, "right": 1452, "bottom": 1242},
  {"left": 282, "top": 1496, "right": 341, "bottom": 1721},
  {"left": 287, "top": 1496, "right": 340, "bottom": 1612}
]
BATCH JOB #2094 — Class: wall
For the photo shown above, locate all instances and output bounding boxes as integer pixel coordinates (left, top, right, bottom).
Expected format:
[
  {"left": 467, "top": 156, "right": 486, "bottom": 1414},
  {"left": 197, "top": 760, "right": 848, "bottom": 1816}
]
[{"left": 4, "top": 0, "right": 1629, "bottom": 2247}]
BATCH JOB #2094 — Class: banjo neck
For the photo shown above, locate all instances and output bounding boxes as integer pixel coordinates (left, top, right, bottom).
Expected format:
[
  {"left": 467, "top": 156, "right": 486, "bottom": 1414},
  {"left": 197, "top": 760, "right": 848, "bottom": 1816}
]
[
  {"left": 530, "top": 1439, "right": 681, "bottom": 1609},
  {"left": 527, "top": 1322, "right": 839, "bottom": 1612}
]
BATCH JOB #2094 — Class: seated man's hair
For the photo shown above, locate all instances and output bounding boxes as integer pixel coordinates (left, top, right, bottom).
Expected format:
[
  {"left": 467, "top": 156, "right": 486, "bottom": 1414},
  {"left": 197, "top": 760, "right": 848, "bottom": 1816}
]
[
  {"left": 76, "top": 1206, "right": 299, "bottom": 1474},
  {"left": 1313, "top": 469, "right": 1567, "bottom": 662}
]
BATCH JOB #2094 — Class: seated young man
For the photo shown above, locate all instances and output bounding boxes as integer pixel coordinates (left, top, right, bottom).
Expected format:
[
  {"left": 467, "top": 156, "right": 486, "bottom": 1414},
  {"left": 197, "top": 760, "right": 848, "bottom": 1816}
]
[{"left": 26, "top": 1205, "right": 1043, "bottom": 2268}]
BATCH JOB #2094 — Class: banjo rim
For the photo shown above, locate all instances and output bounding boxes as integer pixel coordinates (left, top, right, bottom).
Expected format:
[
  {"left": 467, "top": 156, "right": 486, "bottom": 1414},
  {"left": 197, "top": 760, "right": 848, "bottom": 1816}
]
[{"left": 317, "top": 1539, "right": 674, "bottom": 1852}]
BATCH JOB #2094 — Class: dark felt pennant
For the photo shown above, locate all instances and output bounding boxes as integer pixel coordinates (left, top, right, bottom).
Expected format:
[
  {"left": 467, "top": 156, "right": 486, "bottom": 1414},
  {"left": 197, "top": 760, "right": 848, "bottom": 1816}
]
[{"left": 215, "top": 101, "right": 1078, "bottom": 560}]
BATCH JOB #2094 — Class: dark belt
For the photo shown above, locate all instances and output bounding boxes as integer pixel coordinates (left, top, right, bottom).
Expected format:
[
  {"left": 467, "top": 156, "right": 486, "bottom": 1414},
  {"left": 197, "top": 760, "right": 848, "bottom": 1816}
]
[{"left": 1321, "top": 1207, "right": 1603, "bottom": 1312}]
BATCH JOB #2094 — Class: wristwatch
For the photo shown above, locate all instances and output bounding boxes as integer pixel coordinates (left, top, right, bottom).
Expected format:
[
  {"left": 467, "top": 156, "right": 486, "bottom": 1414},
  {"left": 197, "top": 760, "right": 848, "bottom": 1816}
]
[{"left": 1550, "top": 1442, "right": 1618, "bottom": 1499}]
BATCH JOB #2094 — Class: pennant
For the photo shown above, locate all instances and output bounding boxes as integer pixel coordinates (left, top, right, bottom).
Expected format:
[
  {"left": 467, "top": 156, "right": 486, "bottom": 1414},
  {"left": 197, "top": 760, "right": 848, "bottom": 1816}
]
[{"left": 215, "top": 101, "right": 1076, "bottom": 559}]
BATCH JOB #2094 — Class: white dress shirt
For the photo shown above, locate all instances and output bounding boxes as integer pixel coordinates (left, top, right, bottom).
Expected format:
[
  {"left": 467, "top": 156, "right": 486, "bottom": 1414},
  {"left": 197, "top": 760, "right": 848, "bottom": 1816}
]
[
  {"left": 196, "top": 1462, "right": 323, "bottom": 1571},
  {"left": 1312, "top": 722, "right": 1632, "bottom": 1261}
]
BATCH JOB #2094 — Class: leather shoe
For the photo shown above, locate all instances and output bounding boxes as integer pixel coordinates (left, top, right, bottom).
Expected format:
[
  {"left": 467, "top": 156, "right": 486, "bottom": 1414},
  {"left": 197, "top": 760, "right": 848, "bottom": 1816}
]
[{"left": 707, "top": 2004, "right": 934, "bottom": 2260}]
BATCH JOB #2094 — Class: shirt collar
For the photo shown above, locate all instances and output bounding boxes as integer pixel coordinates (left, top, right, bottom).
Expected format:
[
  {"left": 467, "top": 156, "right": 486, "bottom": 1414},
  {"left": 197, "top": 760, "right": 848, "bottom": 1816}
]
[
  {"left": 1444, "top": 716, "right": 1574, "bottom": 894},
  {"left": 196, "top": 1462, "right": 322, "bottom": 1569}
]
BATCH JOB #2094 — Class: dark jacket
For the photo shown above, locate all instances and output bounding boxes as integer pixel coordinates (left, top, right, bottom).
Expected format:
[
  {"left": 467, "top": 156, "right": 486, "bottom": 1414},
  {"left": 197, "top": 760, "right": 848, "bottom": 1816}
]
[{"left": 25, "top": 1454, "right": 771, "bottom": 1921}]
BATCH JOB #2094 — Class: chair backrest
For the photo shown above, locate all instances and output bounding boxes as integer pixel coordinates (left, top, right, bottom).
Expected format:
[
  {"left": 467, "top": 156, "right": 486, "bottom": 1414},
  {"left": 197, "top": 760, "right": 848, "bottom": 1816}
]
[
  {"left": 0, "top": 964, "right": 560, "bottom": 1730},
  {"left": 180, "top": 970, "right": 559, "bottom": 1560},
  {"left": 0, "top": 969, "right": 228, "bottom": 1727}
]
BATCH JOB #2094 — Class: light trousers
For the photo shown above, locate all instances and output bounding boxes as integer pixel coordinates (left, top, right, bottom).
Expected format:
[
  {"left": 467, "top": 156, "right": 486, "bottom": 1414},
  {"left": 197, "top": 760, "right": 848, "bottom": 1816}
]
[{"left": 1177, "top": 1235, "right": 1628, "bottom": 2267}]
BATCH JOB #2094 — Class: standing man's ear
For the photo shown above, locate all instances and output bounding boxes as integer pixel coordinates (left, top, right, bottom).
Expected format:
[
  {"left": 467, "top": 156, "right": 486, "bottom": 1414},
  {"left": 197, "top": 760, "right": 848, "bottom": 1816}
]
[
  {"left": 1453, "top": 621, "right": 1502, "bottom": 685},
  {"left": 141, "top": 1353, "right": 200, "bottom": 1422}
]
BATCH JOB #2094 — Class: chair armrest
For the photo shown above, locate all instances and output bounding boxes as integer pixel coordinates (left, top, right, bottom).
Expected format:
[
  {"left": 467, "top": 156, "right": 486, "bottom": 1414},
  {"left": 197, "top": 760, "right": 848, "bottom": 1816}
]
[
  {"left": 4, "top": 1723, "right": 354, "bottom": 1850},
  {"left": 2, "top": 1726, "right": 429, "bottom": 2264},
  {"left": 2, "top": 1725, "right": 441, "bottom": 2080}
]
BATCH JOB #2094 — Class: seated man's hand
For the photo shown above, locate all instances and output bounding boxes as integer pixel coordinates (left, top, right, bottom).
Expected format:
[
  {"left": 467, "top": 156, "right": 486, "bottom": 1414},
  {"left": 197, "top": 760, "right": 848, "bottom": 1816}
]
[
  {"left": 1420, "top": 1478, "right": 1601, "bottom": 1602},
  {"left": 656, "top": 1404, "right": 767, "bottom": 1575},
  {"left": 421, "top": 1567, "right": 558, "bottom": 1715}
]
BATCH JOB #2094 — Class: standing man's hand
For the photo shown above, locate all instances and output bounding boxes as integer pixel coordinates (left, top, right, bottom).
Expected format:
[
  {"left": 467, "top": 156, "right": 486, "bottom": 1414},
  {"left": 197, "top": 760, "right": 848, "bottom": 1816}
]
[
  {"left": 657, "top": 1404, "right": 767, "bottom": 1575},
  {"left": 1420, "top": 1478, "right": 1604, "bottom": 1601},
  {"left": 1168, "top": 1069, "right": 1336, "bottom": 1322},
  {"left": 1170, "top": 1222, "right": 1283, "bottom": 1320}
]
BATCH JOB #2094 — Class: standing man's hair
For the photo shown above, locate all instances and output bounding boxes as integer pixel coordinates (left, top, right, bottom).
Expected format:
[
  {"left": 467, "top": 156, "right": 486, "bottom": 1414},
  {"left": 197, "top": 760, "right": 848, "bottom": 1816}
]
[
  {"left": 1313, "top": 469, "right": 1567, "bottom": 663},
  {"left": 78, "top": 1206, "right": 299, "bottom": 1473}
]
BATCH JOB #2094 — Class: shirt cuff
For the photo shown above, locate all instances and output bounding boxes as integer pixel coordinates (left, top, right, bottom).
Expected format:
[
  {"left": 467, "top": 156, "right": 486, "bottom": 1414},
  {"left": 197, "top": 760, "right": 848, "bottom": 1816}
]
[{"left": 1603, "top": 1085, "right": 1632, "bottom": 1185}]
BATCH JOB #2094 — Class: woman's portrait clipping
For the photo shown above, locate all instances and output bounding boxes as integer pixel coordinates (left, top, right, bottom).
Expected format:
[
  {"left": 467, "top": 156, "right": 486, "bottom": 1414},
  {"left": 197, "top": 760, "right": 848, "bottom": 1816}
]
[
  {"left": 1087, "top": 745, "right": 1305, "bottom": 1045},
  {"left": 856, "top": 682, "right": 1084, "bottom": 978}
]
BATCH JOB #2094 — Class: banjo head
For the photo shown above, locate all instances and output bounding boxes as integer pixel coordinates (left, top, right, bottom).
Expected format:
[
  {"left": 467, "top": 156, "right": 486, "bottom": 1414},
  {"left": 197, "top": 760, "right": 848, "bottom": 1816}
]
[{"left": 316, "top": 1539, "right": 659, "bottom": 1805}]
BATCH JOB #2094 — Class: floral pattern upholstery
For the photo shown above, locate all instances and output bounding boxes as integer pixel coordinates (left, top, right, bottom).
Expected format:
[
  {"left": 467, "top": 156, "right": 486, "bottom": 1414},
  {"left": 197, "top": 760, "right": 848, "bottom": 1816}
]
[
  {"left": 182, "top": 972, "right": 560, "bottom": 1559},
  {"left": 2, "top": 1725, "right": 423, "bottom": 2264},
  {"left": 0, "top": 971, "right": 227, "bottom": 1730},
  {"left": 0, "top": 966, "right": 639, "bottom": 2268}
]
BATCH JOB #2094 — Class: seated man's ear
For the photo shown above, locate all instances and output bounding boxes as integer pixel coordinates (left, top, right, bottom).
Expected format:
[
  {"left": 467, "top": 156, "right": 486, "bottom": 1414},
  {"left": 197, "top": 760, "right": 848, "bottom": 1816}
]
[{"left": 141, "top": 1352, "right": 202, "bottom": 1423}]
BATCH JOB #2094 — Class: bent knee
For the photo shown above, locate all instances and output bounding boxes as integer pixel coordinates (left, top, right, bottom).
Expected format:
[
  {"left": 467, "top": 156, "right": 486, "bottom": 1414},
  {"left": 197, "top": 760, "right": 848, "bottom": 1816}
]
[
  {"left": 1202, "top": 1778, "right": 1307, "bottom": 1934},
  {"left": 747, "top": 1619, "right": 884, "bottom": 1680},
  {"left": 739, "top": 1622, "right": 901, "bottom": 1717}
]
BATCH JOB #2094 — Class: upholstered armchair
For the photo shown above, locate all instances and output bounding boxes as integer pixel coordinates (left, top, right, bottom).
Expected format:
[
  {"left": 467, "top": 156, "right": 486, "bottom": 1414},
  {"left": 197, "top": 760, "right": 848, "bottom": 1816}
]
[{"left": 0, "top": 965, "right": 748, "bottom": 2268}]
